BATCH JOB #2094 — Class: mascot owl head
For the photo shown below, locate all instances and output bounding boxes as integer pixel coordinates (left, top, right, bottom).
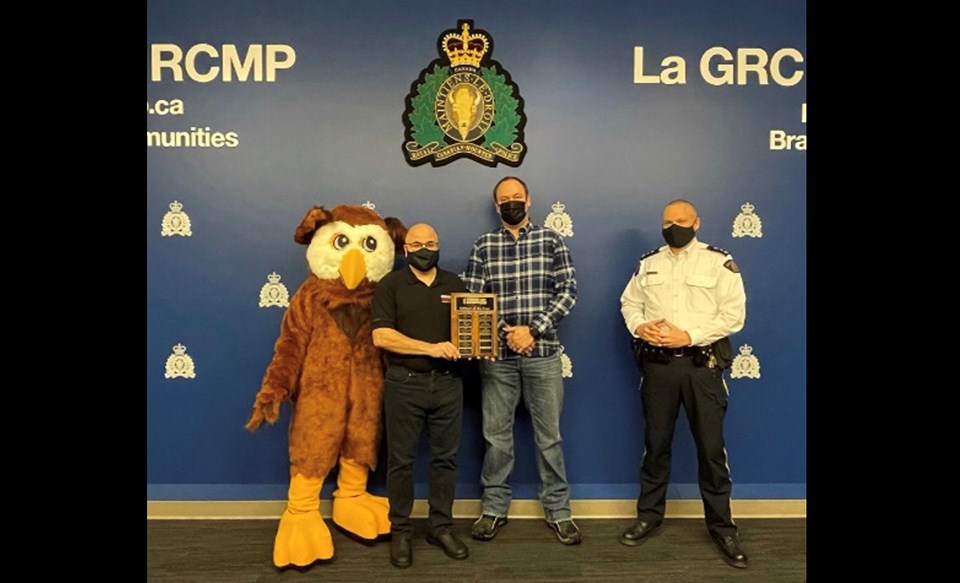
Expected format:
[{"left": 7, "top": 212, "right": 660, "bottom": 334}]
[{"left": 294, "top": 205, "right": 407, "bottom": 289}]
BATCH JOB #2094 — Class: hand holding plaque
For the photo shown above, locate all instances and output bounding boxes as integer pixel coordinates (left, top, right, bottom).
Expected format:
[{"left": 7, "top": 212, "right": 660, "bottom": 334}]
[{"left": 450, "top": 293, "right": 498, "bottom": 359}]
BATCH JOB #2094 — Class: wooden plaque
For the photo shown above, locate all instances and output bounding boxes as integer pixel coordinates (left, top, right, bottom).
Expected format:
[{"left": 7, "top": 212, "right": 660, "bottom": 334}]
[{"left": 450, "top": 293, "right": 498, "bottom": 358}]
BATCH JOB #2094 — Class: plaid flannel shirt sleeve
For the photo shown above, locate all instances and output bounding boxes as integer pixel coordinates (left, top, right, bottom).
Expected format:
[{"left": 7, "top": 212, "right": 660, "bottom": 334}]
[
  {"left": 529, "top": 235, "right": 577, "bottom": 336},
  {"left": 463, "top": 238, "right": 510, "bottom": 333},
  {"left": 463, "top": 240, "right": 485, "bottom": 293}
]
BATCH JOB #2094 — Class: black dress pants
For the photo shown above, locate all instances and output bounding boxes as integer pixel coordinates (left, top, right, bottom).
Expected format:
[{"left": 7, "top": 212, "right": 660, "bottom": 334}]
[
  {"left": 635, "top": 355, "right": 737, "bottom": 537},
  {"left": 383, "top": 365, "right": 463, "bottom": 536}
]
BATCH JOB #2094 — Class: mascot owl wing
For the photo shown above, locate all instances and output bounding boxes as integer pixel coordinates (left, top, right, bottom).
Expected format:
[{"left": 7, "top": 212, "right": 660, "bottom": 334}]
[{"left": 245, "top": 287, "right": 314, "bottom": 431}]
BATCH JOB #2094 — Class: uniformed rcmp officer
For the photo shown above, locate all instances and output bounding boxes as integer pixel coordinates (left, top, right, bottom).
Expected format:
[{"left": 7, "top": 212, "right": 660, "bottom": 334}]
[{"left": 618, "top": 199, "right": 749, "bottom": 569}]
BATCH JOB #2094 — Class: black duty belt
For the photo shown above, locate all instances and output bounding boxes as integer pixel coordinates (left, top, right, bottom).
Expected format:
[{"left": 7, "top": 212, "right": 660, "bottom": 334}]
[{"left": 631, "top": 340, "right": 712, "bottom": 366}]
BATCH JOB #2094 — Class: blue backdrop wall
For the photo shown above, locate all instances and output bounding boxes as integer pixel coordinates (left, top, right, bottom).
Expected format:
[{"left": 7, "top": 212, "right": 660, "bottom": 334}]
[{"left": 147, "top": 0, "right": 806, "bottom": 501}]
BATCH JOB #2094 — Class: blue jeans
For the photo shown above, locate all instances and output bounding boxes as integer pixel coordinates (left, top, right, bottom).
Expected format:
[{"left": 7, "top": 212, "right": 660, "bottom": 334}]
[{"left": 478, "top": 352, "right": 571, "bottom": 521}]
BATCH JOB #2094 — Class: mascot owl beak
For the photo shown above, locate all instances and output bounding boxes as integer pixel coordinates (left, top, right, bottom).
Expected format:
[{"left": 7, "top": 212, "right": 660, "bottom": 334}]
[{"left": 339, "top": 248, "right": 367, "bottom": 290}]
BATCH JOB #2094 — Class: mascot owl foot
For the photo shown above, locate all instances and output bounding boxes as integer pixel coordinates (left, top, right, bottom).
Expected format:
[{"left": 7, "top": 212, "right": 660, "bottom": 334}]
[
  {"left": 273, "top": 473, "right": 335, "bottom": 568},
  {"left": 273, "top": 509, "right": 334, "bottom": 567},
  {"left": 332, "top": 493, "right": 391, "bottom": 541},
  {"left": 332, "top": 457, "right": 391, "bottom": 541}
]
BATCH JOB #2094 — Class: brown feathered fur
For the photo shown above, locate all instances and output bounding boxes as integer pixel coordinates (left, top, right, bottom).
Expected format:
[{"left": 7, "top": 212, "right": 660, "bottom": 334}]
[
  {"left": 246, "top": 204, "right": 404, "bottom": 479},
  {"left": 255, "top": 277, "right": 382, "bottom": 477}
]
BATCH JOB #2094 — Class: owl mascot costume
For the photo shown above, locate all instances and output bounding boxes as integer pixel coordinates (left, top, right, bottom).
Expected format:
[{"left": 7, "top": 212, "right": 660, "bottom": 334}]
[{"left": 246, "top": 204, "right": 406, "bottom": 567}]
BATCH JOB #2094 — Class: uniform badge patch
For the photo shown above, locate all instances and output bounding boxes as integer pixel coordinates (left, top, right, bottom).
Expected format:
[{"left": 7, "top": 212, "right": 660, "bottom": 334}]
[
  {"left": 402, "top": 20, "right": 526, "bottom": 167},
  {"left": 724, "top": 259, "right": 740, "bottom": 273}
]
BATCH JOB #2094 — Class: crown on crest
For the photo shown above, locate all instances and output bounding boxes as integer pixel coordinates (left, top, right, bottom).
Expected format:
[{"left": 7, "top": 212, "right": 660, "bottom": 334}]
[
  {"left": 169, "top": 200, "right": 184, "bottom": 212},
  {"left": 267, "top": 272, "right": 282, "bottom": 284},
  {"left": 551, "top": 201, "right": 566, "bottom": 213},
  {"left": 739, "top": 345, "right": 753, "bottom": 355},
  {"left": 740, "top": 202, "right": 755, "bottom": 214},
  {"left": 361, "top": 200, "right": 376, "bottom": 210},
  {"left": 172, "top": 343, "right": 187, "bottom": 355},
  {"left": 442, "top": 22, "right": 489, "bottom": 67}
]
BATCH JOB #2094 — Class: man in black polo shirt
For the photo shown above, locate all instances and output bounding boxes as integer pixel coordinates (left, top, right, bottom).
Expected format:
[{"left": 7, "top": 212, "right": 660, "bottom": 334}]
[{"left": 371, "top": 222, "right": 469, "bottom": 569}]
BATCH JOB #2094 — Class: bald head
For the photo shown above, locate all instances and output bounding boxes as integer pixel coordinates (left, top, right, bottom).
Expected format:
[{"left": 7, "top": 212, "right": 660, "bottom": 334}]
[
  {"left": 662, "top": 199, "right": 700, "bottom": 229},
  {"left": 404, "top": 223, "right": 440, "bottom": 258},
  {"left": 405, "top": 223, "right": 438, "bottom": 246}
]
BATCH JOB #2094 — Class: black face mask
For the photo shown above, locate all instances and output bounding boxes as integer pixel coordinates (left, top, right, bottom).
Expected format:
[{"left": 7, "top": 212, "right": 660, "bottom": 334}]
[
  {"left": 662, "top": 224, "right": 696, "bottom": 248},
  {"left": 499, "top": 200, "right": 527, "bottom": 226},
  {"left": 407, "top": 249, "right": 439, "bottom": 272}
]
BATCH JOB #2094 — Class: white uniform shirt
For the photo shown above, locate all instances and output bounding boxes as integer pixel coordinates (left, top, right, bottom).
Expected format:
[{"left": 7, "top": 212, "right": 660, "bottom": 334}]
[{"left": 620, "top": 238, "right": 746, "bottom": 347}]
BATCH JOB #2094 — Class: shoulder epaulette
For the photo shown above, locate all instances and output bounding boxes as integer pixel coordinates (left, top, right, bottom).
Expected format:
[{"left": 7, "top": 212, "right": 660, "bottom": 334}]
[
  {"left": 634, "top": 248, "right": 661, "bottom": 276},
  {"left": 706, "top": 245, "right": 731, "bottom": 256},
  {"left": 640, "top": 248, "right": 660, "bottom": 261},
  {"left": 707, "top": 245, "right": 740, "bottom": 273}
]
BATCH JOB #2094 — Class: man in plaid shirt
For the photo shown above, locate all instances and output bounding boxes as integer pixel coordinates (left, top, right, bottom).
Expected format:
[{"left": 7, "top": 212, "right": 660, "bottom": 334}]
[{"left": 463, "top": 176, "right": 582, "bottom": 546}]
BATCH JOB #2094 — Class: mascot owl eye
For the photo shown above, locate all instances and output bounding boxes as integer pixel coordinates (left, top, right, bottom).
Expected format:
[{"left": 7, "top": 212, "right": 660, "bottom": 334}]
[
  {"left": 361, "top": 236, "right": 378, "bottom": 252},
  {"left": 332, "top": 234, "right": 350, "bottom": 250}
]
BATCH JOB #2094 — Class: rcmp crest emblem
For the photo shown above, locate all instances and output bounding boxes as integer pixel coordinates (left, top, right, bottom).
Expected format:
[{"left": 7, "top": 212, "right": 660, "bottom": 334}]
[
  {"left": 164, "top": 343, "right": 197, "bottom": 379},
  {"left": 258, "top": 272, "right": 290, "bottom": 308},
  {"left": 402, "top": 20, "right": 526, "bottom": 167},
  {"left": 730, "top": 344, "right": 761, "bottom": 379},
  {"left": 544, "top": 201, "right": 574, "bottom": 237},
  {"left": 559, "top": 346, "right": 573, "bottom": 378},
  {"left": 732, "top": 202, "right": 763, "bottom": 238},
  {"left": 161, "top": 200, "right": 192, "bottom": 237}
]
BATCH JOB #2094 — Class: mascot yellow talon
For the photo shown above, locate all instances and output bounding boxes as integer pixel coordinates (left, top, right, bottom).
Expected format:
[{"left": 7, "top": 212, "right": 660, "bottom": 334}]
[
  {"left": 332, "top": 457, "right": 391, "bottom": 539},
  {"left": 272, "top": 474, "right": 333, "bottom": 567}
]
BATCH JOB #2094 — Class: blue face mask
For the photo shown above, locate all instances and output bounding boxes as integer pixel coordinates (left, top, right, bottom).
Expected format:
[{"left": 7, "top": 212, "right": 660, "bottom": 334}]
[{"left": 662, "top": 224, "right": 696, "bottom": 248}]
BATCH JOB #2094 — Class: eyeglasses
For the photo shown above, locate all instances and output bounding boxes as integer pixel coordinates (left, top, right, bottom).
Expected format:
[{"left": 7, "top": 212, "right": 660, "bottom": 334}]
[{"left": 406, "top": 241, "right": 439, "bottom": 251}]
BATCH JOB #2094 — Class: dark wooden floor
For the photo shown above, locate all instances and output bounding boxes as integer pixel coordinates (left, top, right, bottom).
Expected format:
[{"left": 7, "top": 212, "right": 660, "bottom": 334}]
[{"left": 148, "top": 518, "right": 805, "bottom": 582}]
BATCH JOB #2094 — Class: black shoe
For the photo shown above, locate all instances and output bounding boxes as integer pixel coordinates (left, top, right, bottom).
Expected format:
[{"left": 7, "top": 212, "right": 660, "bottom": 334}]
[
  {"left": 389, "top": 536, "right": 412, "bottom": 569},
  {"left": 471, "top": 514, "right": 508, "bottom": 541},
  {"left": 711, "top": 533, "right": 748, "bottom": 569},
  {"left": 619, "top": 519, "right": 662, "bottom": 546},
  {"left": 426, "top": 531, "right": 469, "bottom": 560},
  {"left": 548, "top": 519, "right": 582, "bottom": 545}
]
